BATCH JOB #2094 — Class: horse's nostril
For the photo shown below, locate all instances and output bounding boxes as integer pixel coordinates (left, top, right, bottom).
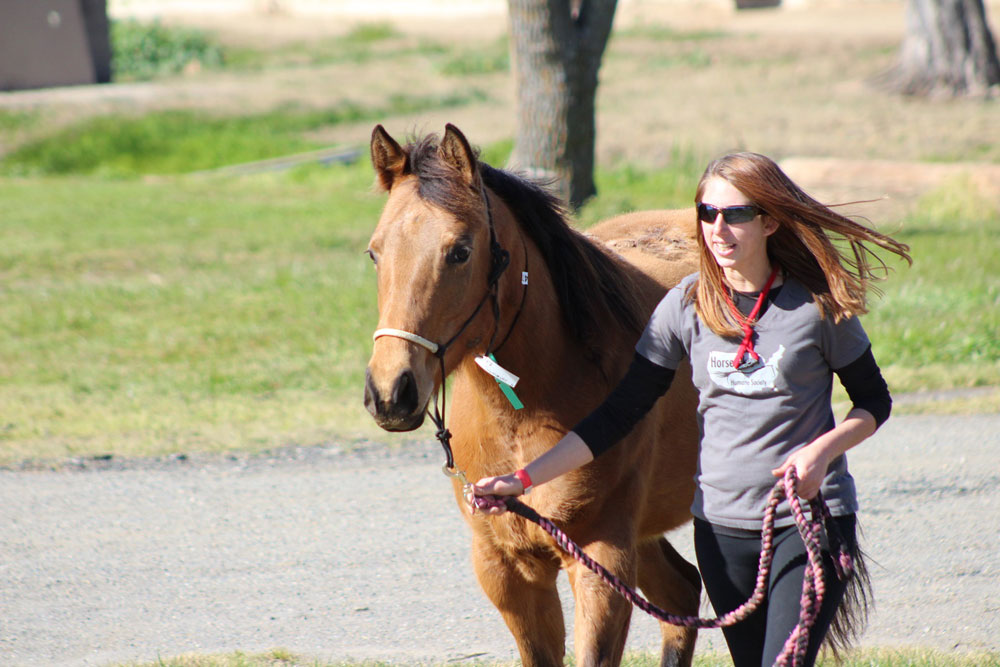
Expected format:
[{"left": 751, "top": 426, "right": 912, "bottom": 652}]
[
  {"left": 392, "top": 370, "right": 419, "bottom": 414},
  {"left": 364, "top": 368, "right": 380, "bottom": 416},
  {"left": 364, "top": 366, "right": 424, "bottom": 430}
]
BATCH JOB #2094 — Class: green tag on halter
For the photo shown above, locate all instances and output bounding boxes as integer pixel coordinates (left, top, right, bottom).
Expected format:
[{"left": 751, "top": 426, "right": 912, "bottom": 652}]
[{"left": 489, "top": 353, "right": 524, "bottom": 410}]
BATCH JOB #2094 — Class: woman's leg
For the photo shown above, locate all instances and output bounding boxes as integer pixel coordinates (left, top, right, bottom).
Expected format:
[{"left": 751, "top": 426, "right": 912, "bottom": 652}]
[
  {"left": 694, "top": 515, "right": 858, "bottom": 667},
  {"left": 760, "top": 514, "right": 857, "bottom": 667},
  {"left": 693, "top": 518, "right": 768, "bottom": 667}
]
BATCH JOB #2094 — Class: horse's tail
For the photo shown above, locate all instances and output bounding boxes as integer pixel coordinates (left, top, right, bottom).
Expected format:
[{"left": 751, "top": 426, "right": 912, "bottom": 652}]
[{"left": 824, "top": 517, "right": 874, "bottom": 661}]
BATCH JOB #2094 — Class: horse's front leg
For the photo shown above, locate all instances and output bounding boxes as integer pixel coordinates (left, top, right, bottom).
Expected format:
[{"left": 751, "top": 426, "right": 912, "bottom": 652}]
[
  {"left": 565, "top": 537, "right": 636, "bottom": 667},
  {"left": 471, "top": 532, "right": 566, "bottom": 667}
]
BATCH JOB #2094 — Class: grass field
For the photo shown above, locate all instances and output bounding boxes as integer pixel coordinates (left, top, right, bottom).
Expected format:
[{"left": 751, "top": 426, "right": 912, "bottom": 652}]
[
  {"left": 1, "top": 10, "right": 997, "bottom": 469},
  {"left": 0, "top": 166, "right": 381, "bottom": 463},
  {"left": 117, "top": 647, "right": 1000, "bottom": 666},
  {"left": 0, "top": 155, "right": 996, "bottom": 466}
]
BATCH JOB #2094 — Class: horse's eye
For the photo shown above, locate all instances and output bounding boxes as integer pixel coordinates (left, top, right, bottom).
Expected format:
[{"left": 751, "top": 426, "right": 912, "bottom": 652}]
[
  {"left": 365, "top": 248, "right": 377, "bottom": 265},
  {"left": 446, "top": 245, "right": 472, "bottom": 265}
]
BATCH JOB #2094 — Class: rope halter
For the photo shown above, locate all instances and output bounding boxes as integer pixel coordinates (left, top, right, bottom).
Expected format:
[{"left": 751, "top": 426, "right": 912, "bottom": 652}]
[
  {"left": 369, "top": 184, "right": 513, "bottom": 471},
  {"left": 372, "top": 329, "right": 439, "bottom": 355}
]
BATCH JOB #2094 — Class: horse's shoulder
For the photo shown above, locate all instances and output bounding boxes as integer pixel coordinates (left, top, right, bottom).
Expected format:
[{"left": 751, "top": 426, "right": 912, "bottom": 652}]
[{"left": 585, "top": 209, "right": 698, "bottom": 291}]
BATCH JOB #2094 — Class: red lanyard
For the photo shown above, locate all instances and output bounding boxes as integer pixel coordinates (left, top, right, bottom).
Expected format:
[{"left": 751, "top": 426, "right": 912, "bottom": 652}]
[{"left": 722, "top": 266, "right": 779, "bottom": 371}]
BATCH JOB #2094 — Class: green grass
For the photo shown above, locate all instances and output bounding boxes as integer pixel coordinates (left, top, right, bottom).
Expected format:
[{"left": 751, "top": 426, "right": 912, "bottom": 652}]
[
  {"left": 0, "top": 92, "right": 489, "bottom": 177},
  {"left": 118, "top": 648, "right": 304, "bottom": 666},
  {"left": 108, "top": 19, "right": 416, "bottom": 78},
  {"left": 0, "top": 109, "right": 41, "bottom": 133},
  {"left": 221, "top": 22, "right": 458, "bottom": 71},
  {"left": 112, "top": 18, "right": 224, "bottom": 81},
  {"left": 2, "top": 110, "right": 314, "bottom": 176},
  {"left": 115, "top": 648, "right": 1000, "bottom": 666},
  {"left": 341, "top": 22, "right": 399, "bottom": 44},
  {"left": 0, "top": 163, "right": 384, "bottom": 463},
  {"left": 1, "top": 133, "right": 997, "bottom": 465},
  {"left": 225, "top": 31, "right": 417, "bottom": 70},
  {"left": 438, "top": 36, "right": 510, "bottom": 76},
  {"left": 862, "top": 175, "right": 1000, "bottom": 394},
  {"left": 578, "top": 147, "right": 706, "bottom": 224},
  {"left": 53, "top": 19, "right": 510, "bottom": 85},
  {"left": 112, "top": 17, "right": 505, "bottom": 77}
]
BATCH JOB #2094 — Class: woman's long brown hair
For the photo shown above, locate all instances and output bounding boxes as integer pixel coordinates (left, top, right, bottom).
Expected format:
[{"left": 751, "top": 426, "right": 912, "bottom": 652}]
[{"left": 690, "top": 152, "right": 912, "bottom": 338}]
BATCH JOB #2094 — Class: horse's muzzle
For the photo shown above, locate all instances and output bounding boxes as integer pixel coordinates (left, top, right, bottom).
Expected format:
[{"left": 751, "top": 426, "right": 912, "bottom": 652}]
[{"left": 364, "top": 367, "right": 426, "bottom": 431}]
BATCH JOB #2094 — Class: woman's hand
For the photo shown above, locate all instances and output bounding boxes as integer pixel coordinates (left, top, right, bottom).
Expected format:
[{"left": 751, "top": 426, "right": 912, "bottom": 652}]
[
  {"left": 772, "top": 443, "right": 830, "bottom": 500},
  {"left": 469, "top": 431, "right": 595, "bottom": 515},
  {"left": 471, "top": 474, "right": 524, "bottom": 515},
  {"left": 773, "top": 409, "right": 878, "bottom": 500}
]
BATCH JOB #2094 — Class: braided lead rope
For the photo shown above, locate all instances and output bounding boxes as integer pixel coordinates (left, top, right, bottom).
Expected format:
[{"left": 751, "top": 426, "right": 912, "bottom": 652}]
[
  {"left": 497, "top": 469, "right": 852, "bottom": 667},
  {"left": 776, "top": 484, "right": 826, "bottom": 665}
]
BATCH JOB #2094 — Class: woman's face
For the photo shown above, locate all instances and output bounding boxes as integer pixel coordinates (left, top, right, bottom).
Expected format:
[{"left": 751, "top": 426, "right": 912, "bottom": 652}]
[{"left": 699, "top": 177, "right": 777, "bottom": 281}]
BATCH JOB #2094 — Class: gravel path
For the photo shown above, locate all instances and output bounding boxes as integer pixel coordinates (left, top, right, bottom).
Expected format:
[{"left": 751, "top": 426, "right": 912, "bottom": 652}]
[{"left": 2, "top": 414, "right": 998, "bottom": 666}]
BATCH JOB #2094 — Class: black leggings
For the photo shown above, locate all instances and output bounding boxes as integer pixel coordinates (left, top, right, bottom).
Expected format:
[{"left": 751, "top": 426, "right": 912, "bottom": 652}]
[{"left": 693, "top": 514, "right": 857, "bottom": 667}]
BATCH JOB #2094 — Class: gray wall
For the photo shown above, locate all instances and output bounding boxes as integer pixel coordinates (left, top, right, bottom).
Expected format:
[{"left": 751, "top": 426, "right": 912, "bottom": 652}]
[{"left": 0, "top": 0, "right": 111, "bottom": 91}]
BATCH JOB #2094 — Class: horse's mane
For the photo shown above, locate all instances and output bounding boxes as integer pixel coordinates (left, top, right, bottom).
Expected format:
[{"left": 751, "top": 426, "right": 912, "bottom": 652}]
[{"left": 405, "top": 134, "right": 647, "bottom": 367}]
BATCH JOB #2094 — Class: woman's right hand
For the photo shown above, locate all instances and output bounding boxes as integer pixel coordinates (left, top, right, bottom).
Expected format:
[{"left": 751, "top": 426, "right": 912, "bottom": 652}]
[
  {"left": 472, "top": 474, "right": 524, "bottom": 515},
  {"left": 470, "top": 432, "right": 594, "bottom": 515}
]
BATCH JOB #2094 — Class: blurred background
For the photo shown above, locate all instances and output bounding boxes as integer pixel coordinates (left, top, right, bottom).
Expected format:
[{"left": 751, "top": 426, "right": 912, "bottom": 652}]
[{"left": 0, "top": 0, "right": 997, "bottom": 466}]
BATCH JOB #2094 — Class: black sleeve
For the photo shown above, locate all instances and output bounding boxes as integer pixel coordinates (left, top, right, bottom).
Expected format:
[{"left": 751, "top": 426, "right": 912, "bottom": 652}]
[
  {"left": 573, "top": 352, "right": 676, "bottom": 459},
  {"left": 834, "top": 345, "right": 892, "bottom": 429}
]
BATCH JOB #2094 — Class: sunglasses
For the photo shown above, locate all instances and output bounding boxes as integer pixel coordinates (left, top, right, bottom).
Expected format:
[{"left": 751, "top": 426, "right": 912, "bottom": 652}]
[{"left": 697, "top": 203, "right": 762, "bottom": 225}]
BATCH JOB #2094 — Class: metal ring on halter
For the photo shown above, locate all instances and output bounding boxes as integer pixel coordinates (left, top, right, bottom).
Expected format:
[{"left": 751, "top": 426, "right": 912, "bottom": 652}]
[
  {"left": 372, "top": 328, "right": 440, "bottom": 355},
  {"left": 443, "top": 465, "right": 476, "bottom": 507},
  {"left": 442, "top": 464, "right": 468, "bottom": 484}
]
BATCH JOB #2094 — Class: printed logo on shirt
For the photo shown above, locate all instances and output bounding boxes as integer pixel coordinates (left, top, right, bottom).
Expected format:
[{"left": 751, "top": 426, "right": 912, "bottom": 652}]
[{"left": 707, "top": 345, "right": 785, "bottom": 395}]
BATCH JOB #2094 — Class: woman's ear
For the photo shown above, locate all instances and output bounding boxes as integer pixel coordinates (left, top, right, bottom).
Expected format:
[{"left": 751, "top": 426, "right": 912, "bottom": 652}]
[{"left": 762, "top": 215, "right": 780, "bottom": 236}]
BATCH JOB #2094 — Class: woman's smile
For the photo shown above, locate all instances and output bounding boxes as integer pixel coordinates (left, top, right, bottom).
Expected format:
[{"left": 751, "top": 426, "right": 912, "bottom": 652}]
[{"left": 712, "top": 240, "right": 737, "bottom": 257}]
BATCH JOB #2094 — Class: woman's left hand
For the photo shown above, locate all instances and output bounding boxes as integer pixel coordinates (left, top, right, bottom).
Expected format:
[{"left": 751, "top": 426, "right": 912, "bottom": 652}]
[
  {"left": 774, "top": 409, "right": 878, "bottom": 500},
  {"left": 772, "top": 443, "right": 831, "bottom": 500}
]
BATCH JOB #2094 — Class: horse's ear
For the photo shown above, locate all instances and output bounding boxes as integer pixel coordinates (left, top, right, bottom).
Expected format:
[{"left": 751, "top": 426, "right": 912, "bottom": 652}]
[
  {"left": 371, "top": 124, "right": 407, "bottom": 191},
  {"left": 439, "top": 123, "right": 480, "bottom": 189}
]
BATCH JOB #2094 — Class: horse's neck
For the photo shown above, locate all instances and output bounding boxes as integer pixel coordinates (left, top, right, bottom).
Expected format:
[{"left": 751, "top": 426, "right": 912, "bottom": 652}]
[{"left": 452, "top": 211, "right": 633, "bottom": 448}]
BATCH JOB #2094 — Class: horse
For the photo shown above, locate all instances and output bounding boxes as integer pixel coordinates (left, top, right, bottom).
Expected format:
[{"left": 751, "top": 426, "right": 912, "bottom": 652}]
[{"left": 363, "top": 123, "right": 702, "bottom": 667}]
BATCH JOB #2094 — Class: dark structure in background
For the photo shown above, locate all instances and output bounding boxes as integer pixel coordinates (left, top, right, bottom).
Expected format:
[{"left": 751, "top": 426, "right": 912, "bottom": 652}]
[{"left": 0, "top": 0, "right": 111, "bottom": 91}]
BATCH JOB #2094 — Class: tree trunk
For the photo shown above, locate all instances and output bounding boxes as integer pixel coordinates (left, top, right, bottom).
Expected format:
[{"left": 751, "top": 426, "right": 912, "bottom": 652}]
[
  {"left": 881, "top": 0, "right": 1000, "bottom": 97},
  {"left": 507, "top": 0, "right": 617, "bottom": 209}
]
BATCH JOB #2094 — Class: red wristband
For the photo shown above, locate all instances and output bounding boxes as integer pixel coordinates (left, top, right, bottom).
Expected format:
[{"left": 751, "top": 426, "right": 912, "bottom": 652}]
[{"left": 513, "top": 468, "right": 533, "bottom": 494}]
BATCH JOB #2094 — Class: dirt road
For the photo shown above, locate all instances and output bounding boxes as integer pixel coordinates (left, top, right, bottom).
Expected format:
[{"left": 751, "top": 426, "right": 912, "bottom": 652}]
[{"left": 2, "top": 413, "right": 998, "bottom": 666}]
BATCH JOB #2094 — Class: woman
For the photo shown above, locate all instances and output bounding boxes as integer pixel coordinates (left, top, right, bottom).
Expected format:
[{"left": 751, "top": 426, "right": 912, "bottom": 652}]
[{"left": 473, "top": 152, "right": 912, "bottom": 666}]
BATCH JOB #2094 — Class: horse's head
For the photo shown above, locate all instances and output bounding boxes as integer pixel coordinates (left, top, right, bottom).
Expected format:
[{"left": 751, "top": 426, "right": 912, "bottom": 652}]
[{"left": 364, "top": 124, "right": 507, "bottom": 431}]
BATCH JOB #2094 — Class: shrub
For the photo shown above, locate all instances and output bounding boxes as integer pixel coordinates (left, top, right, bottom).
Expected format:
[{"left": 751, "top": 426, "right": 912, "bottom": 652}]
[{"left": 111, "top": 18, "right": 224, "bottom": 81}]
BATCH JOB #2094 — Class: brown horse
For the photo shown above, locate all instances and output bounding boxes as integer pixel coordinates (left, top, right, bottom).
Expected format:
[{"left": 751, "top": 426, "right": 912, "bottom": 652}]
[{"left": 363, "top": 123, "right": 702, "bottom": 667}]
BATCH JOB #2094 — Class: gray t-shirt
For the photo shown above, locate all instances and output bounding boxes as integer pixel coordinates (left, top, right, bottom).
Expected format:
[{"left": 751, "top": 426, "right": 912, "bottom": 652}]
[{"left": 636, "top": 273, "right": 869, "bottom": 529}]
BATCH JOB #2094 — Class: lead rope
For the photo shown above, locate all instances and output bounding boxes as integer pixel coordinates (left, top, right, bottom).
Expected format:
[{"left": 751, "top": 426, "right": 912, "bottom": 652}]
[
  {"left": 475, "top": 469, "right": 852, "bottom": 667},
  {"left": 410, "top": 179, "right": 842, "bottom": 664}
]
